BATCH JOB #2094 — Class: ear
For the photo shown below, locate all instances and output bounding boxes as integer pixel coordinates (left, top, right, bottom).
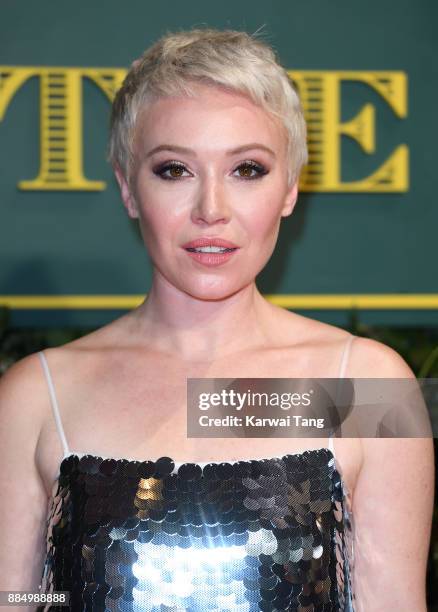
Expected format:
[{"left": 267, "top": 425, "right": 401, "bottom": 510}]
[
  {"left": 113, "top": 165, "right": 139, "bottom": 219},
  {"left": 281, "top": 180, "right": 299, "bottom": 218}
]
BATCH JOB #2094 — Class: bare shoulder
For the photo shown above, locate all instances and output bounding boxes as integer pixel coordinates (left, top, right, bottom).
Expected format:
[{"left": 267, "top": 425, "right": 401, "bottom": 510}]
[
  {"left": 273, "top": 299, "right": 415, "bottom": 376},
  {"left": 0, "top": 314, "right": 133, "bottom": 448},
  {"left": 276, "top": 308, "right": 415, "bottom": 378},
  {"left": 0, "top": 351, "right": 49, "bottom": 441},
  {"left": 346, "top": 334, "right": 416, "bottom": 378},
  {"left": 284, "top": 313, "right": 413, "bottom": 379}
]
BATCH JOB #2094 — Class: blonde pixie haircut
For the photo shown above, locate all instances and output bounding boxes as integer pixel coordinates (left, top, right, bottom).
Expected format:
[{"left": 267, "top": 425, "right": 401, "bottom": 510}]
[{"left": 108, "top": 27, "right": 308, "bottom": 187}]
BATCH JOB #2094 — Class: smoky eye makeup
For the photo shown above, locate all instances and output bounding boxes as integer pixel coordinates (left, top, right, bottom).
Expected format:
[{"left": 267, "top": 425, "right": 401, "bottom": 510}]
[
  {"left": 235, "top": 160, "right": 270, "bottom": 179},
  {"left": 152, "top": 160, "right": 189, "bottom": 180},
  {"left": 152, "top": 159, "right": 270, "bottom": 181}
]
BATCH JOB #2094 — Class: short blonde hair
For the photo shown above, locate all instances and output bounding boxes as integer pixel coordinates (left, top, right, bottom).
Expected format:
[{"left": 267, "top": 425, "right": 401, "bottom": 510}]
[{"left": 107, "top": 27, "right": 308, "bottom": 187}]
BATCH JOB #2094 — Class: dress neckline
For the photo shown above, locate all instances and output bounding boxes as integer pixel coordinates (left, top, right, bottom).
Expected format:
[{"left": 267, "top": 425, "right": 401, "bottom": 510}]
[
  {"left": 49, "top": 447, "right": 353, "bottom": 522},
  {"left": 55, "top": 445, "right": 337, "bottom": 481}
]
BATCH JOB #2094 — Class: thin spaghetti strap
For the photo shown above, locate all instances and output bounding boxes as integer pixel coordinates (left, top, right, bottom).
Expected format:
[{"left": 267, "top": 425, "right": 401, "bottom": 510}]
[
  {"left": 330, "top": 334, "right": 356, "bottom": 456},
  {"left": 337, "top": 334, "right": 355, "bottom": 379},
  {"left": 38, "top": 351, "right": 70, "bottom": 457},
  {"left": 328, "top": 431, "right": 335, "bottom": 456}
]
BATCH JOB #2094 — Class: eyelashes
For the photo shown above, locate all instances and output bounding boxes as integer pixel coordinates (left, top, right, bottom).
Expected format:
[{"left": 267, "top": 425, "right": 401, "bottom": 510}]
[{"left": 152, "top": 160, "right": 269, "bottom": 181}]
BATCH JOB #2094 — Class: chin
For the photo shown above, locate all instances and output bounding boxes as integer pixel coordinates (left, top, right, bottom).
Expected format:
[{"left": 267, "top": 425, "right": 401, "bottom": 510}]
[{"left": 182, "top": 282, "right": 244, "bottom": 302}]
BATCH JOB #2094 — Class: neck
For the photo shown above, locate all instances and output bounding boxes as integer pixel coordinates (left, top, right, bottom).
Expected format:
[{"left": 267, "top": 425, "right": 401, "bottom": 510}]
[{"left": 129, "top": 272, "right": 278, "bottom": 361}]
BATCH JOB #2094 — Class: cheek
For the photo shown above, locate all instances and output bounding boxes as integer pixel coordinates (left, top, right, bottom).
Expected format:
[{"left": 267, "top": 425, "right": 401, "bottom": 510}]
[
  {"left": 244, "top": 197, "right": 282, "bottom": 241},
  {"left": 135, "top": 179, "right": 188, "bottom": 230},
  {"left": 133, "top": 188, "right": 170, "bottom": 234},
  {"left": 136, "top": 204, "right": 183, "bottom": 255}
]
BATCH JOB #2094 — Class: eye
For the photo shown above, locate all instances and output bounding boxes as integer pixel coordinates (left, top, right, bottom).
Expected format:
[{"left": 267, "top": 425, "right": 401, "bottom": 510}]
[
  {"left": 153, "top": 161, "right": 191, "bottom": 180},
  {"left": 234, "top": 160, "right": 269, "bottom": 180}
]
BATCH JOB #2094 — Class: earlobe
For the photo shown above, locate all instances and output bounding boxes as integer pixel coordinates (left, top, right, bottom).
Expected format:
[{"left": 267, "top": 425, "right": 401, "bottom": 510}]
[
  {"left": 114, "top": 165, "right": 139, "bottom": 219},
  {"left": 281, "top": 181, "right": 299, "bottom": 217}
]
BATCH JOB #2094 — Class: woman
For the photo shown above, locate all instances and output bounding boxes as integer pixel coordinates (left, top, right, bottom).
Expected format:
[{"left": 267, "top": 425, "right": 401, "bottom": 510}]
[{"left": 0, "top": 27, "right": 433, "bottom": 611}]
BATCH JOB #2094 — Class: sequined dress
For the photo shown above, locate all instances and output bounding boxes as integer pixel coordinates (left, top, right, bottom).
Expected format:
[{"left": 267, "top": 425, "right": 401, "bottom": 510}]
[{"left": 36, "top": 337, "right": 356, "bottom": 612}]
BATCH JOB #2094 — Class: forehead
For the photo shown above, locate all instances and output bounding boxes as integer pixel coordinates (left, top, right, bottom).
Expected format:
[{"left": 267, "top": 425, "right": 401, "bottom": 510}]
[{"left": 133, "top": 84, "right": 287, "bottom": 157}]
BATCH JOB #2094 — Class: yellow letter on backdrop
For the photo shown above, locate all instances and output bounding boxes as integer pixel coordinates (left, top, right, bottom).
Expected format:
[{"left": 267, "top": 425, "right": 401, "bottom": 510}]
[
  {"left": 0, "top": 67, "right": 125, "bottom": 190},
  {"left": 292, "top": 70, "right": 408, "bottom": 192}
]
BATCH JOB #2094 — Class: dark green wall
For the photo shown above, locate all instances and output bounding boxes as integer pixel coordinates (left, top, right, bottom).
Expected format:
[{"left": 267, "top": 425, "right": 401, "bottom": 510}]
[{"left": 1, "top": 0, "right": 437, "bottom": 327}]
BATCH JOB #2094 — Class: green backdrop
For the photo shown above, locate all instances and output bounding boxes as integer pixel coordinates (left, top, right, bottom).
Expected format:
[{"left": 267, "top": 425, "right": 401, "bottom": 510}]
[{"left": 1, "top": 0, "right": 437, "bottom": 327}]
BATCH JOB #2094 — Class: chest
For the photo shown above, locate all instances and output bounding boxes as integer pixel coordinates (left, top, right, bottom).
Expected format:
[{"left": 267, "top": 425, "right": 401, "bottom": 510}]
[{"left": 37, "top": 350, "right": 362, "bottom": 502}]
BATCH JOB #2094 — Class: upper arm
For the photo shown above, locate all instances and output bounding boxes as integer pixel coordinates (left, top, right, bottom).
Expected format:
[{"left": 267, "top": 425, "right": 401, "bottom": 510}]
[
  {"left": 350, "top": 337, "right": 435, "bottom": 611},
  {"left": 0, "top": 353, "right": 49, "bottom": 596}
]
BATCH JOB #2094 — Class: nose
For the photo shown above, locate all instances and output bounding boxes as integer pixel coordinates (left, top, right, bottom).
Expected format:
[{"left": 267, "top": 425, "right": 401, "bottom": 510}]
[{"left": 191, "top": 175, "right": 231, "bottom": 226}]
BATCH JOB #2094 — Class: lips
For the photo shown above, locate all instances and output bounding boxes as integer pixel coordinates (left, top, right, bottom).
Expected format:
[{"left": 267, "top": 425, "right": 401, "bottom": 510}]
[
  {"left": 181, "top": 236, "right": 240, "bottom": 267},
  {"left": 181, "top": 237, "right": 239, "bottom": 249}
]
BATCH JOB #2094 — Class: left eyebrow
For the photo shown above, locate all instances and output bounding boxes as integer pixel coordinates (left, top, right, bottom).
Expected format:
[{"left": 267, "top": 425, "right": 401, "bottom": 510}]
[{"left": 145, "top": 143, "right": 276, "bottom": 159}]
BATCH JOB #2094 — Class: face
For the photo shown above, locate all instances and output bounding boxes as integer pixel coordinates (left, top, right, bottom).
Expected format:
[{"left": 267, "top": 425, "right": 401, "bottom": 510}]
[{"left": 115, "top": 83, "right": 298, "bottom": 301}]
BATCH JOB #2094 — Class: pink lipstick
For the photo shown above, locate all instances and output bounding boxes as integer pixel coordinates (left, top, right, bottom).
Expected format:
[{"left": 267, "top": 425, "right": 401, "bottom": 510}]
[{"left": 181, "top": 237, "right": 240, "bottom": 267}]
